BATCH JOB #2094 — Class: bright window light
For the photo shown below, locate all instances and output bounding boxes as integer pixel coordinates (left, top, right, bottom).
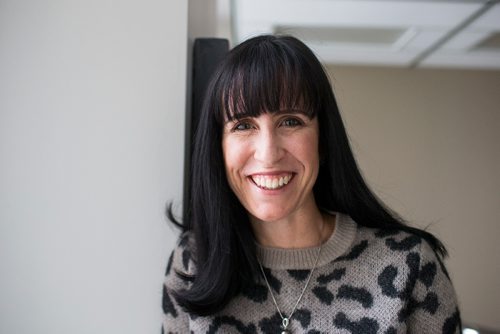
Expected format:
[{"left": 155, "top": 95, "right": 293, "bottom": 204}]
[{"left": 463, "top": 328, "right": 480, "bottom": 334}]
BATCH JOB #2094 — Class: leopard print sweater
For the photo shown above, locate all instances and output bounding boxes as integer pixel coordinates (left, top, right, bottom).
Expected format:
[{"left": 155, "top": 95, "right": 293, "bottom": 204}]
[{"left": 162, "top": 213, "right": 461, "bottom": 333}]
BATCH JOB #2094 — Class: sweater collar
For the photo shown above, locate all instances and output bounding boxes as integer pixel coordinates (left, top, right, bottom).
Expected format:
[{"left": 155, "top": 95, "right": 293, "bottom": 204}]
[{"left": 255, "top": 212, "right": 357, "bottom": 270}]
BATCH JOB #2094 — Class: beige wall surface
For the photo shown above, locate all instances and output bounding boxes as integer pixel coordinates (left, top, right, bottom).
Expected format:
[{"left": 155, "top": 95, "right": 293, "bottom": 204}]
[{"left": 328, "top": 65, "right": 500, "bottom": 330}]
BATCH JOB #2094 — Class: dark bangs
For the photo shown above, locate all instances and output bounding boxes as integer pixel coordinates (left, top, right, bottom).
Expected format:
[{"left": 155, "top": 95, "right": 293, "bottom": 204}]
[{"left": 212, "top": 35, "right": 325, "bottom": 123}]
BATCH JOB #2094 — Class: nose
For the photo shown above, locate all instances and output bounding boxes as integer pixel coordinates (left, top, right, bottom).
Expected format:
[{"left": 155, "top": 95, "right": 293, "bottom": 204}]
[{"left": 253, "top": 129, "right": 284, "bottom": 165}]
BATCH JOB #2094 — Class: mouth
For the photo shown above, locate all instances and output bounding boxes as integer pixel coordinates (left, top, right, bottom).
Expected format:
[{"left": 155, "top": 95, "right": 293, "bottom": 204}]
[{"left": 250, "top": 173, "right": 294, "bottom": 190}]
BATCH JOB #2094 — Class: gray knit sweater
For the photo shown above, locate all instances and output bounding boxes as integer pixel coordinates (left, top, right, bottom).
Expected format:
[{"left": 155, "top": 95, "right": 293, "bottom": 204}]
[{"left": 162, "top": 213, "right": 461, "bottom": 333}]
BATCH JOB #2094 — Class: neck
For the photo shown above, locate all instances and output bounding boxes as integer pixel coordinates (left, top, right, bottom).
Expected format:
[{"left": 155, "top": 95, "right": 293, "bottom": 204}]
[{"left": 250, "top": 207, "right": 335, "bottom": 249}]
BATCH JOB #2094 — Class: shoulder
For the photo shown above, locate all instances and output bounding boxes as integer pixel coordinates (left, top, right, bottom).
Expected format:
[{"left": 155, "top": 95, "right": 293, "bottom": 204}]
[
  {"left": 162, "top": 232, "right": 195, "bottom": 332},
  {"left": 353, "top": 223, "right": 440, "bottom": 264},
  {"left": 164, "top": 231, "right": 197, "bottom": 290},
  {"left": 338, "top": 219, "right": 455, "bottom": 300}
]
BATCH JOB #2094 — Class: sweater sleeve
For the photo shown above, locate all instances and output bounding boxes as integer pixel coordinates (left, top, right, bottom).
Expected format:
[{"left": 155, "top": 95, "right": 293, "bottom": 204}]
[
  {"left": 406, "top": 240, "right": 462, "bottom": 334},
  {"left": 162, "top": 234, "right": 193, "bottom": 334}
]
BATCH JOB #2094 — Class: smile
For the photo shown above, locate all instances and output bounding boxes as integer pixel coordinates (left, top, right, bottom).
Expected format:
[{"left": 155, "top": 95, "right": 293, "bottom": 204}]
[{"left": 250, "top": 173, "right": 293, "bottom": 190}]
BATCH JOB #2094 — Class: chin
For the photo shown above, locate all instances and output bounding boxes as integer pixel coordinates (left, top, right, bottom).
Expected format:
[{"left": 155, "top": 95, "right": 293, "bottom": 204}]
[{"left": 250, "top": 208, "right": 290, "bottom": 223}]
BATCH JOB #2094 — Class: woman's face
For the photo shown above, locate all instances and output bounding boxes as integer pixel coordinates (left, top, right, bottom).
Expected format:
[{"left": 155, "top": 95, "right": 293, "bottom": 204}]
[{"left": 222, "top": 111, "right": 320, "bottom": 223}]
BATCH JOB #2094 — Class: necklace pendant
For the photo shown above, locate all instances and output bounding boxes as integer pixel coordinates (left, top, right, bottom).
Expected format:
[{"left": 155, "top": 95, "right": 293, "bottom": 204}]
[{"left": 281, "top": 318, "right": 290, "bottom": 333}]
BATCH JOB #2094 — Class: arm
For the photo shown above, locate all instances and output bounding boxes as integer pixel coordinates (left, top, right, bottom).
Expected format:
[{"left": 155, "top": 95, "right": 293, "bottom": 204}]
[{"left": 407, "top": 240, "right": 462, "bottom": 334}]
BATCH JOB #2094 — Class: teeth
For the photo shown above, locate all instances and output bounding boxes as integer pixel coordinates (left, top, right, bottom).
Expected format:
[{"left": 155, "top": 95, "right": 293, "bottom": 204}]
[{"left": 252, "top": 174, "right": 292, "bottom": 190}]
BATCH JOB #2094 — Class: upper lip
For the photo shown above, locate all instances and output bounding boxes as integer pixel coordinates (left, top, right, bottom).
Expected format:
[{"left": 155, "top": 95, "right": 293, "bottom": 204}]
[{"left": 247, "top": 171, "right": 294, "bottom": 177}]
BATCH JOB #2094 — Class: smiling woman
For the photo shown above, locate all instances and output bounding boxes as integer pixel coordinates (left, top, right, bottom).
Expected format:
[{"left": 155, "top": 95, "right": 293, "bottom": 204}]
[{"left": 163, "top": 35, "right": 461, "bottom": 333}]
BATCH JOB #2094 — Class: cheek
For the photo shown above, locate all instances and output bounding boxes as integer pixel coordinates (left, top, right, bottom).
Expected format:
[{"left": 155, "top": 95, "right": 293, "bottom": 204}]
[
  {"left": 304, "top": 149, "right": 320, "bottom": 176},
  {"left": 222, "top": 138, "right": 235, "bottom": 170},
  {"left": 294, "top": 133, "right": 320, "bottom": 170},
  {"left": 222, "top": 137, "right": 246, "bottom": 185}
]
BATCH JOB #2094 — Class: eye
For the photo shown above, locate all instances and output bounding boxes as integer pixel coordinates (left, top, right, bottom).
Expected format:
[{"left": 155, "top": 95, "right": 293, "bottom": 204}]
[
  {"left": 281, "top": 117, "right": 302, "bottom": 127},
  {"left": 233, "top": 121, "right": 253, "bottom": 131}
]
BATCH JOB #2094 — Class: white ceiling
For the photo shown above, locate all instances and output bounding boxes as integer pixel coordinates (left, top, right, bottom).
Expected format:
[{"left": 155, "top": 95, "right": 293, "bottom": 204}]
[{"left": 232, "top": 0, "right": 500, "bottom": 69}]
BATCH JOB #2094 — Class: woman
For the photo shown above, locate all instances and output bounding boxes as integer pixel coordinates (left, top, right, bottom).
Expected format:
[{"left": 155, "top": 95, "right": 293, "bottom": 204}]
[{"left": 163, "top": 35, "right": 461, "bottom": 333}]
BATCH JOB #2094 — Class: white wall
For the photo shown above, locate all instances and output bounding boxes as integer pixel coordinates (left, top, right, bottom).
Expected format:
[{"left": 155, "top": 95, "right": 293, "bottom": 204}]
[
  {"left": 0, "top": 1, "right": 187, "bottom": 333},
  {"left": 329, "top": 65, "right": 500, "bottom": 330}
]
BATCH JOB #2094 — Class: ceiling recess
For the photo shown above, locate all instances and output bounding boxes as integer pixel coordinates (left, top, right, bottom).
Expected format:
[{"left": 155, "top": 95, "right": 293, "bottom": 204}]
[
  {"left": 232, "top": 0, "right": 500, "bottom": 69},
  {"left": 474, "top": 32, "right": 500, "bottom": 50},
  {"left": 274, "top": 26, "right": 406, "bottom": 45}
]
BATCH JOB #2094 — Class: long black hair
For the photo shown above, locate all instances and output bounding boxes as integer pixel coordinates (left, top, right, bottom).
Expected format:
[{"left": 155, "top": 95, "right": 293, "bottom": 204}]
[{"left": 169, "top": 35, "right": 447, "bottom": 316}]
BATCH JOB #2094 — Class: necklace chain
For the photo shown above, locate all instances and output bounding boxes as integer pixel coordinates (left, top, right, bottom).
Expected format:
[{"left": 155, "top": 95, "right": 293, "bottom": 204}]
[{"left": 258, "top": 241, "right": 323, "bottom": 332}]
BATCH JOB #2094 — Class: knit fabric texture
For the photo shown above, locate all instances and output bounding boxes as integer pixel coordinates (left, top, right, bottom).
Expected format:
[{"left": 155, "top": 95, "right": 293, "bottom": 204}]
[{"left": 162, "top": 213, "right": 461, "bottom": 333}]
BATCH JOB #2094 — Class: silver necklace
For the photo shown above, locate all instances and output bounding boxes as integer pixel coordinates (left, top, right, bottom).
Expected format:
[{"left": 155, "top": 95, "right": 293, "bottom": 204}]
[{"left": 258, "top": 240, "right": 323, "bottom": 334}]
